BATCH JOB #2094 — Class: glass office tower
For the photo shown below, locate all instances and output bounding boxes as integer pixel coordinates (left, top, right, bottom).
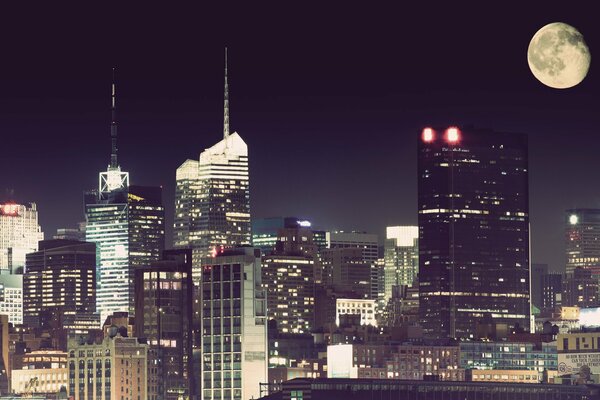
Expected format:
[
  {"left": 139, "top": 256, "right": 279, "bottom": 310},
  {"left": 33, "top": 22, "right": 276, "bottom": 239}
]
[
  {"left": 85, "top": 72, "right": 165, "bottom": 324},
  {"left": 418, "top": 126, "right": 530, "bottom": 339},
  {"left": 86, "top": 186, "right": 164, "bottom": 324}
]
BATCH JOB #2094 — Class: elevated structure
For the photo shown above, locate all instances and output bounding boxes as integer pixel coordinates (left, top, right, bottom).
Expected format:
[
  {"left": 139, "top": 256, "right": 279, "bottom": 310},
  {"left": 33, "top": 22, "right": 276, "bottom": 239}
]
[
  {"left": 85, "top": 71, "right": 164, "bottom": 323},
  {"left": 99, "top": 68, "right": 129, "bottom": 196}
]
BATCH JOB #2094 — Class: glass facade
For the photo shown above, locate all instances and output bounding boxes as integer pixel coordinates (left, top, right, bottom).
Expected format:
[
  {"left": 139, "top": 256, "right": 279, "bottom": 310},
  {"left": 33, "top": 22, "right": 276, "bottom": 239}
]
[
  {"left": 85, "top": 186, "right": 164, "bottom": 323},
  {"left": 418, "top": 127, "right": 530, "bottom": 339},
  {"left": 134, "top": 249, "right": 194, "bottom": 400},
  {"left": 23, "top": 240, "right": 97, "bottom": 329},
  {"left": 384, "top": 226, "right": 419, "bottom": 302},
  {"left": 459, "top": 341, "right": 557, "bottom": 372},
  {"left": 565, "top": 209, "right": 600, "bottom": 276}
]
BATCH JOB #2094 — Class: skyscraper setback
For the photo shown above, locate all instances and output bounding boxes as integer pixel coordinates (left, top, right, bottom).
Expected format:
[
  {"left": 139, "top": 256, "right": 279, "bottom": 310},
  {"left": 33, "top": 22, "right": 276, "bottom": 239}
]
[
  {"left": 174, "top": 50, "right": 251, "bottom": 275},
  {"left": 418, "top": 126, "right": 530, "bottom": 339},
  {"left": 84, "top": 71, "right": 165, "bottom": 323}
]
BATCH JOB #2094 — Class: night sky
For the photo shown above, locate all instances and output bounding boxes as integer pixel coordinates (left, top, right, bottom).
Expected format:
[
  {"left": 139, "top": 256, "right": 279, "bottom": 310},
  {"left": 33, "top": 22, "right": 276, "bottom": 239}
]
[{"left": 0, "top": 4, "right": 598, "bottom": 271}]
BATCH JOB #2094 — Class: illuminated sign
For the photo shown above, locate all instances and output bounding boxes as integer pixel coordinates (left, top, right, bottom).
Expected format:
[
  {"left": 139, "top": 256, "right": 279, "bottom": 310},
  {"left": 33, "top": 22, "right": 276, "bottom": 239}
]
[
  {"left": 579, "top": 307, "right": 600, "bottom": 327},
  {"left": 298, "top": 220, "right": 312, "bottom": 227},
  {"left": 0, "top": 204, "right": 19, "bottom": 216}
]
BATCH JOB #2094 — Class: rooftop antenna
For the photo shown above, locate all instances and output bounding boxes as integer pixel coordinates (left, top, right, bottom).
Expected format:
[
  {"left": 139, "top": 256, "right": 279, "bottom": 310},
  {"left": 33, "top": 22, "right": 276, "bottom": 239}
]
[
  {"left": 110, "top": 67, "right": 118, "bottom": 168},
  {"left": 223, "top": 47, "right": 230, "bottom": 139}
]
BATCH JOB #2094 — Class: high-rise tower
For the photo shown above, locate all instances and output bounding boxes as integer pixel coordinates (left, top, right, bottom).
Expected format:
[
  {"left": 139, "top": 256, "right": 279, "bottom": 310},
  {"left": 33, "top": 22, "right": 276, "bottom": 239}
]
[
  {"left": 174, "top": 49, "right": 251, "bottom": 277},
  {"left": 383, "top": 226, "right": 418, "bottom": 301},
  {"left": 0, "top": 203, "right": 44, "bottom": 274},
  {"left": 85, "top": 71, "right": 165, "bottom": 324},
  {"left": 418, "top": 126, "right": 530, "bottom": 339},
  {"left": 565, "top": 209, "right": 600, "bottom": 276}
]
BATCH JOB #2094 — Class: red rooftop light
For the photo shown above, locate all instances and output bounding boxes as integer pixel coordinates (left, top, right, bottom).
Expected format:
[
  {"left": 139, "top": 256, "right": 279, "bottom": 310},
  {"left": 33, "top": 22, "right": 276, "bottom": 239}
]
[
  {"left": 1, "top": 204, "right": 19, "bottom": 216},
  {"left": 445, "top": 127, "right": 460, "bottom": 143},
  {"left": 422, "top": 127, "right": 435, "bottom": 143}
]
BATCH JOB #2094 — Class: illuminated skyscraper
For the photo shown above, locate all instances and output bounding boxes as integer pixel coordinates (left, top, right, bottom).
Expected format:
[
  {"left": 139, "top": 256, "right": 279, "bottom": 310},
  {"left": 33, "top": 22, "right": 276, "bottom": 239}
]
[
  {"left": 23, "top": 239, "right": 97, "bottom": 330},
  {"left": 383, "top": 226, "right": 418, "bottom": 301},
  {"left": 418, "top": 126, "right": 530, "bottom": 339},
  {"left": 0, "top": 203, "right": 44, "bottom": 273},
  {"left": 85, "top": 71, "right": 165, "bottom": 323},
  {"left": 262, "top": 222, "right": 317, "bottom": 334},
  {"left": 174, "top": 49, "right": 251, "bottom": 276},
  {"left": 200, "top": 248, "right": 267, "bottom": 400},
  {"left": 565, "top": 209, "right": 600, "bottom": 276}
]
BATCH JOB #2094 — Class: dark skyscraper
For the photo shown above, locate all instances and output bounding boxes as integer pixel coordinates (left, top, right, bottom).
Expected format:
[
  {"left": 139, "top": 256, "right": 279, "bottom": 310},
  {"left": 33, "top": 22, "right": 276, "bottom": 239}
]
[
  {"left": 23, "top": 239, "right": 97, "bottom": 329},
  {"left": 530, "top": 263, "right": 549, "bottom": 310},
  {"left": 134, "top": 249, "right": 194, "bottom": 400},
  {"left": 418, "top": 126, "right": 530, "bottom": 339},
  {"left": 563, "top": 267, "right": 598, "bottom": 308},
  {"left": 542, "top": 273, "right": 563, "bottom": 312}
]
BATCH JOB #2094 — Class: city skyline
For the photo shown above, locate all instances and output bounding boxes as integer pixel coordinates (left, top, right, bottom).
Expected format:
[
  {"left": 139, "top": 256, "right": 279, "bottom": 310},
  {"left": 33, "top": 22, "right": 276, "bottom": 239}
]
[
  {"left": 0, "top": 6, "right": 598, "bottom": 271},
  {"left": 2, "top": 5, "right": 600, "bottom": 398}
]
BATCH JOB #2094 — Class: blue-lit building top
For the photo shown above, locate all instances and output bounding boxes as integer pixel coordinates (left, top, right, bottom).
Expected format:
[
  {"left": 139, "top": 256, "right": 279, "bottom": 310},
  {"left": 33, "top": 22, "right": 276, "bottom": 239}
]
[
  {"left": 252, "top": 217, "right": 317, "bottom": 255},
  {"left": 459, "top": 341, "right": 557, "bottom": 372}
]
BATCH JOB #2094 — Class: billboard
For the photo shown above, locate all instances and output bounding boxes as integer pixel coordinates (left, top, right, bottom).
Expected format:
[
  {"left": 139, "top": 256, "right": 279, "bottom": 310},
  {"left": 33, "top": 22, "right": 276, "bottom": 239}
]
[
  {"left": 327, "top": 344, "right": 357, "bottom": 378},
  {"left": 558, "top": 352, "right": 600, "bottom": 375},
  {"left": 579, "top": 307, "right": 600, "bottom": 328}
]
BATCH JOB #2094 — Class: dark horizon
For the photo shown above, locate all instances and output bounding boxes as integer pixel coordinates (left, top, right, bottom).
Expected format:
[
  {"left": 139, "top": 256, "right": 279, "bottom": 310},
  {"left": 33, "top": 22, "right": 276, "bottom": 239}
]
[{"left": 1, "top": 5, "right": 599, "bottom": 271}]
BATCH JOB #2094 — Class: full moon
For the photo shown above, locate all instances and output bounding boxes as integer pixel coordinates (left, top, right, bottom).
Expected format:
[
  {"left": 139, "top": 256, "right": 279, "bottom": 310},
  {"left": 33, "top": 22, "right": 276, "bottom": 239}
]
[{"left": 527, "top": 22, "right": 591, "bottom": 89}]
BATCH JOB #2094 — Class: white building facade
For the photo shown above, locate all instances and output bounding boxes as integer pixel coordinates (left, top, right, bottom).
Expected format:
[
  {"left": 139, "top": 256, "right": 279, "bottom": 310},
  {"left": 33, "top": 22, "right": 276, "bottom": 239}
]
[{"left": 0, "top": 203, "right": 43, "bottom": 273}]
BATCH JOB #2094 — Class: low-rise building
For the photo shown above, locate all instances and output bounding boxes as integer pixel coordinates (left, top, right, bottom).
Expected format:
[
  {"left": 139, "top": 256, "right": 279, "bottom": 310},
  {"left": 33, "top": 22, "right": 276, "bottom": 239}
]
[
  {"left": 386, "top": 344, "right": 463, "bottom": 381},
  {"left": 67, "top": 331, "right": 148, "bottom": 400},
  {"left": 335, "top": 298, "right": 376, "bottom": 327},
  {"left": 11, "top": 350, "right": 67, "bottom": 395},
  {"left": 557, "top": 329, "right": 600, "bottom": 381},
  {"left": 257, "top": 378, "right": 600, "bottom": 400},
  {"left": 460, "top": 340, "right": 557, "bottom": 382},
  {"left": 327, "top": 343, "right": 463, "bottom": 381}
]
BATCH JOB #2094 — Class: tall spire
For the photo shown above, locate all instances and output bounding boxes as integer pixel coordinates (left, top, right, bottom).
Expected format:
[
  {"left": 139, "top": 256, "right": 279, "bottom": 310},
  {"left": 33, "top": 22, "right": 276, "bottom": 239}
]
[
  {"left": 110, "top": 67, "right": 118, "bottom": 168},
  {"left": 223, "top": 47, "right": 230, "bottom": 139}
]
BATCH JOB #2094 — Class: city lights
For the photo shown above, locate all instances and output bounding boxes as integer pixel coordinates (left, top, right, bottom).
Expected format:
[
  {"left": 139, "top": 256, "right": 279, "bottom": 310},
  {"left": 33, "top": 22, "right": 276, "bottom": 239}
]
[{"left": 422, "top": 127, "right": 435, "bottom": 142}]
